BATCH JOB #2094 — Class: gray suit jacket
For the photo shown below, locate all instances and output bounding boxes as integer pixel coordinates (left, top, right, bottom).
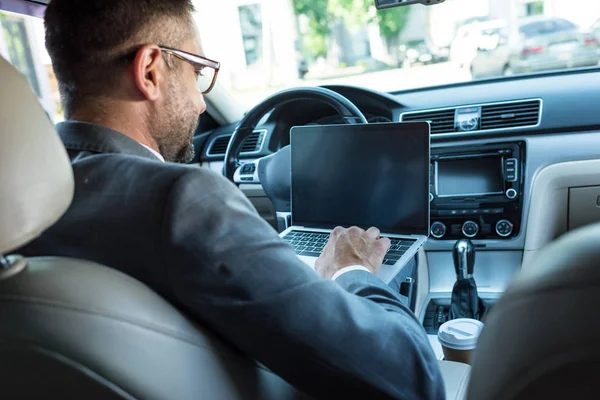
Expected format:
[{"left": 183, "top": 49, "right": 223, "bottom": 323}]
[{"left": 19, "top": 121, "right": 444, "bottom": 399}]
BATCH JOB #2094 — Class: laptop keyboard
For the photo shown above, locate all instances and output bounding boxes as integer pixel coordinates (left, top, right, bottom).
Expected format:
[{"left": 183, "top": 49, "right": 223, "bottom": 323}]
[{"left": 282, "top": 231, "right": 417, "bottom": 266}]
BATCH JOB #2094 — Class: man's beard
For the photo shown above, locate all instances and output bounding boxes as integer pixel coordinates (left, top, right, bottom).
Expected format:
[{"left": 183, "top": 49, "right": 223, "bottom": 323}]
[{"left": 152, "top": 79, "right": 199, "bottom": 164}]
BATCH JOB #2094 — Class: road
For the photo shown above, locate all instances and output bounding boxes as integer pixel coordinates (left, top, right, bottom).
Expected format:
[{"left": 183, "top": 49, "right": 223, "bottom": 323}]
[
  {"left": 233, "top": 62, "right": 473, "bottom": 108},
  {"left": 305, "top": 61, "right": 473, "bottom": 92}
]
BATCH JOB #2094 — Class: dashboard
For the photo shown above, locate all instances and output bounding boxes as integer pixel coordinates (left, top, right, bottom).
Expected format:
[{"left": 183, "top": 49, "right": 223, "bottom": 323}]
[{"left": 198, "top": 67, "right": 600, "bottom": 257}]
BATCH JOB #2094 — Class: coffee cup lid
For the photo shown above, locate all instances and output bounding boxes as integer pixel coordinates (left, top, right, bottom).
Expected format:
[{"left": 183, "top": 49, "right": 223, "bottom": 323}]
[{"left": 438, "top": 318, "right": 484, "bottom": 350}]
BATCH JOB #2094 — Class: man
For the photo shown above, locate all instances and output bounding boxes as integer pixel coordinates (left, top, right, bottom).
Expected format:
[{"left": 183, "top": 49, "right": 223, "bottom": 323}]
[{"left": 19, "top": 1, "right": 444, "bottom": 398}]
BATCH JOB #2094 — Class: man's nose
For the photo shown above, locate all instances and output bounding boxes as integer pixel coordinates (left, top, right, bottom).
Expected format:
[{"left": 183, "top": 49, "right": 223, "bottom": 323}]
[{"left": 198, "top": 96, "right": 207, "bottom": 114}]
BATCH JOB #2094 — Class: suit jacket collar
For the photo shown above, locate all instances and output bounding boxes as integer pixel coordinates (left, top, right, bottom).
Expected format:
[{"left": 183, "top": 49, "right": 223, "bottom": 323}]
[{"left": 56, "top": 121, "right": 159, "bottom": 161}]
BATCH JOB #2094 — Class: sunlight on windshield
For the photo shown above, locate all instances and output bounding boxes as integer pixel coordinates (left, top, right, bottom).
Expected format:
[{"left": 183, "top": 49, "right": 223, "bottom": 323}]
[
  {"left": 1, "top": 0, "right": 599, "bottom": 119},
  {"left": 194, "top": 0, "right": 600, "bottom": 108}
]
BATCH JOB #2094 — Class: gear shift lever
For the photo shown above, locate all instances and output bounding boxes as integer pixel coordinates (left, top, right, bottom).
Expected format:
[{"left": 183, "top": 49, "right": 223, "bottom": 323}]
[
  {"left": 449, "top": 239, "right": 487, "bottom": 321},
  {"left": 453, "top": 239, "right": 475, "bottom": 279}
]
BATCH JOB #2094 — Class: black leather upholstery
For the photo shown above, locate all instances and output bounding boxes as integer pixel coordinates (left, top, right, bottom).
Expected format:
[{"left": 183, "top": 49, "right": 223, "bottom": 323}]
[
  {"left": 467, "top": 223, "right": 600, "bottom": 400},
  {"left": 0, "top": 257, "right": 311, "bottom": 399}
]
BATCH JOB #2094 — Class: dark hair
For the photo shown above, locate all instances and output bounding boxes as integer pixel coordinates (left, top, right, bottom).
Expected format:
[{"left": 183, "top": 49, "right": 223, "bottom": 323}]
[{"left": 45, "top": 0, "right": 195, "bottom": 117}]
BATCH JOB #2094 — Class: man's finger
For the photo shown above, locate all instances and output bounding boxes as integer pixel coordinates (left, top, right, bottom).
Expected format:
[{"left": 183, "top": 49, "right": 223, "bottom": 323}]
[
  {"left": 366, "top": 227, "right": 381, "bottom": 240},
  {"left": 331, "top": 226, "right": 345, "bottom": 240},
  {"left": 347, "top": 226, "right": 364, "bottom": 236},
  {"left": 378, "top": 237, "right": 391, "bottom": 253}
]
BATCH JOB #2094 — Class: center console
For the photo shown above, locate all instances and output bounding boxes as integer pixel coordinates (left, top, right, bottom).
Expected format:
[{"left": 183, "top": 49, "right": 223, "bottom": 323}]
[{"left": 429, "top": 142, "right": 525, "bottom": 240}]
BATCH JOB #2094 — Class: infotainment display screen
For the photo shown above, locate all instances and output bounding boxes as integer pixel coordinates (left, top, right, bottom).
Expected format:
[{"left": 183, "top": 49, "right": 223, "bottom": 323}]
[{"left": 437, "top": 157, "right": 504, "bottom": 197}]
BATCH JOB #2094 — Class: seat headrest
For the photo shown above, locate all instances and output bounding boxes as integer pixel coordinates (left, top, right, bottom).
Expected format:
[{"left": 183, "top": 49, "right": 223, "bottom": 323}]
[{"left": 0, "top": 56, "right": 73, "bottom": 255}]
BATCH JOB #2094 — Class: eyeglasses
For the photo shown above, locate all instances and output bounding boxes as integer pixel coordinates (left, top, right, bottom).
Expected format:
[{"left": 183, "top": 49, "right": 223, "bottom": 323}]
[{"left": 159, "top": 46, "right": 220, "bottom": 95}]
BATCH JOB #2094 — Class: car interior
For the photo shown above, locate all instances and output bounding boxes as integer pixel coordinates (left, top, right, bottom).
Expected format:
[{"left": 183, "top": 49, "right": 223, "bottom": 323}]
[{"left": 1, "top": 0, "right": 600, "bottom": 399}]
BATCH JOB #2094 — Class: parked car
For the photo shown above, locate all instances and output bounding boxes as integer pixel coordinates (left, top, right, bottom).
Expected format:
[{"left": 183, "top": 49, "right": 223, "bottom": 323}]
[
  {"left": 399, "top": 39, "right": 437, "bottom": 67},
  {"left": 450, "top": 19, "right": 507, "bottom": 68},
  {"left": 471, "top": 17, "right": 600, "bottom": 79},
  {"left": 591, "top": 18, "right": 600, "bottom": 42}
]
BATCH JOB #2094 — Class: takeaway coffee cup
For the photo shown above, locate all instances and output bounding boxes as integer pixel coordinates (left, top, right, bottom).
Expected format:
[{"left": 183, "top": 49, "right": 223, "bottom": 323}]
[{"left": 437, "top": 318, "right": 484, "bottom": 365}]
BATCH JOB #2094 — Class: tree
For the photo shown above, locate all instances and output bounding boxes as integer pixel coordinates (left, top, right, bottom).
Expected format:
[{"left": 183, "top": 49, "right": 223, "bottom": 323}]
[
  {"left": 328, "top": 0, "right": 373, "bottom": 27},
  {"left": 376, "top": 6, "right": 411, "bottom": 64},
  {"left": 328, "top": 0, "right": 411, "bottom": 63},
  {"left": 376, "top": 6, "right": 411, "bottom": 41},
  {"left": 292, "top": 0, "right": 331, "bottom": 58},
  {"left": 293, "top": 0, "right": 411, "bottom": 63}
]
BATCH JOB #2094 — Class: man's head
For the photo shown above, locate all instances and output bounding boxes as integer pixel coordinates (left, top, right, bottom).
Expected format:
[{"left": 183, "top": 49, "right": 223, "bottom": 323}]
[{"left": 45, "top": 0, "right": 207, "bottom": 163}]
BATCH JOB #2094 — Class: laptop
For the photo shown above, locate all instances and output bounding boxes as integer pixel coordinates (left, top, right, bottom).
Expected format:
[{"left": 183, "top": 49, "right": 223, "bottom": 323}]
[{"left": 280, "top": 122, "right": 431, "bottom": 284}]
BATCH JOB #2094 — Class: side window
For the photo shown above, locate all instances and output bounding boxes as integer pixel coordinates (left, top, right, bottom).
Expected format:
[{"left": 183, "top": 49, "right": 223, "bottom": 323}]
[
  {"left": 1, "top": 13, "right": 40, "bottom": 96},
  {"left": 520, "top": 21, "right": 555, "bottom": 37},
  {"left": 520, "top": 22, "right": 540, "bottom": 37},
  {"left": 524, "top": 1, "right": 544, "bottom": 17},
  {"left": 554, "top": 19, "right": 576, "bottom": 32},
  {"left": 0, "top": 11, "right": 62, "bottom": 122}
]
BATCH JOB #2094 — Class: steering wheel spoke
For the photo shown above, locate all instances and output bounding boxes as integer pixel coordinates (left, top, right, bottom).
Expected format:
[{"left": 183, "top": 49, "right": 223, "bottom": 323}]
[{"left": 233, "top": 159, "right": 261, "bottom": 184}]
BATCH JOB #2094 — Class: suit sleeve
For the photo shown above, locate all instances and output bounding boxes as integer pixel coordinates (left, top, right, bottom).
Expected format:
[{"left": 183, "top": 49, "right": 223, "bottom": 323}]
[{"left": 161, "top": 169, "right": 444, "bottom": 400}]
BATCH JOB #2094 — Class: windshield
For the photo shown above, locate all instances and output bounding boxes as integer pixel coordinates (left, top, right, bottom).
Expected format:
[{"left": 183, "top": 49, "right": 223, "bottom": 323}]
[
  {"left": 194, "top": 0, "right": 600, "bottom": 107},
  {"left": 1, "top": 0, "right": 599, "bottom": 118}
]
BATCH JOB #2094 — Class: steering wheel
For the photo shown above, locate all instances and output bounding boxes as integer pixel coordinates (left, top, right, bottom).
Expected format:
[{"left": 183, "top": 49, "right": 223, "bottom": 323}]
[{"left": 223, "top": 86, "right": 367, "bottom": 213}]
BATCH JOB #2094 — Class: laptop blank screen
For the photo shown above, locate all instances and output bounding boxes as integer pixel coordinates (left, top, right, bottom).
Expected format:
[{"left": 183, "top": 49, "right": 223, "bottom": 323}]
[{"left": 290, "top": 122, "right": 430, "bottom": 235}]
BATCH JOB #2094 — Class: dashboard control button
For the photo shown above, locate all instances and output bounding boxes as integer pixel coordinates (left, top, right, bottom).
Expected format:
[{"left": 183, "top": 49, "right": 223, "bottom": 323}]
[
  {"left": 430, "top": 222, "right": 447, "bottom": 239},
  {"left": 240, "top": 163, "right": 256, "bottom": 174},
  {"left": 429, "top": 193, "right": 434, "bottom": 202},
  {"left": 491, "top": 208, "right": 504, "bottom": 214},
  {"left": 482, "top": 224, "right": 492, "bottom": 234},
  {"left": 462, "top": 221, "right": 479, "bottom": 238},
  {"left": 504, "top": 158, "right": 518, "bottom": 182},
  {"left": 451, "top": 224, "right": 462, "bottom": 235},
  {"left": 496, "top": 220, "right": 514, "bottom": 237},
  {"left": 506, "top": 188, "right": 518, "bottom": 199}
]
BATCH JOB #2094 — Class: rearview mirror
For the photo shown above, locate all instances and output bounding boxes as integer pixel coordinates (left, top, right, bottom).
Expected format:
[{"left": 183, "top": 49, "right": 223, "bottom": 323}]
[{"left": 375, "top": 0, "right": 445, "bottom": 10}]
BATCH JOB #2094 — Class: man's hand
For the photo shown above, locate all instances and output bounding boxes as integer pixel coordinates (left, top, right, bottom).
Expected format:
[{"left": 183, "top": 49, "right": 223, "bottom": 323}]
[{"left": 315, "top": 226, "right": 391, "bottom": 279}]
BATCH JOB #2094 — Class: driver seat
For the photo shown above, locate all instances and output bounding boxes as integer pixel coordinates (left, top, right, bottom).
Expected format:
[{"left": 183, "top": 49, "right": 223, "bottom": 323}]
[{"left": 0, "top": 56, "right": 309, "bottom": 399}]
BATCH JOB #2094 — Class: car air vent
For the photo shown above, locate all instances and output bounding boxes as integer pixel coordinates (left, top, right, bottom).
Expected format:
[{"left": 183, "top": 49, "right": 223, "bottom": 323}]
[
  {"left": 207, "top": 130, "right": 266, "bottom": 156},
  {"left": 401, "top": 109, "right": 456, "bottom": 134},
  {"left": 208, "top": 136, "right": 231, "bottom": 155},
  {"left": 480, "top": 100, "right": 541, "bottom": 130},
  {"left": 241, "top": 131, "right": 265, "bottom": 153}
]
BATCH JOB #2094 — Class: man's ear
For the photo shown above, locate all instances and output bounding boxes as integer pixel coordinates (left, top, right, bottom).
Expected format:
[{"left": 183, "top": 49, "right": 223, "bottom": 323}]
[{"left": 131, "top": 45, "right": 165, "bottom": 101}]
